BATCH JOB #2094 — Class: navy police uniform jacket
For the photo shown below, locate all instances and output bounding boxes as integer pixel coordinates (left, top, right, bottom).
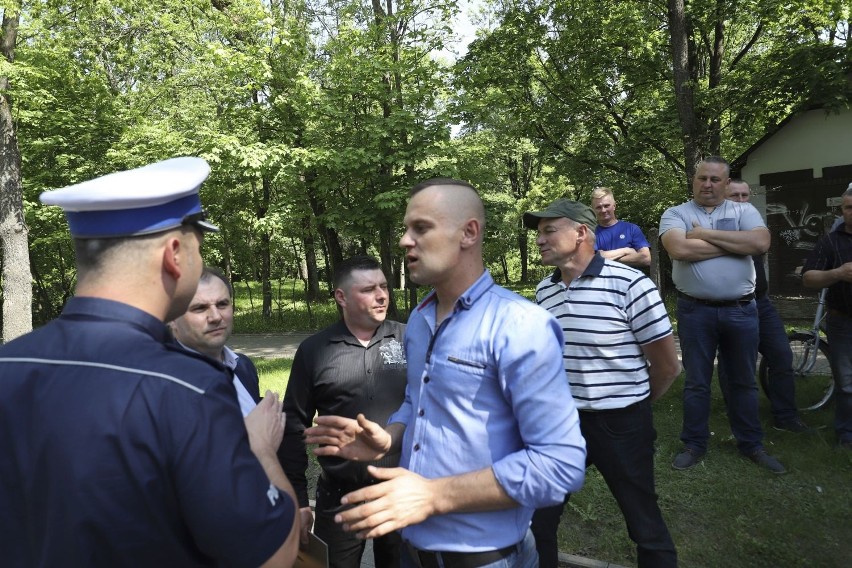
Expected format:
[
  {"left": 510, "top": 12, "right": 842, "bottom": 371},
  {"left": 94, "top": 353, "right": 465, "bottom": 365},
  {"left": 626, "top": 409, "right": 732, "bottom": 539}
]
[{"left": 0, "top": 297, "right": 294, "bottom": 567}]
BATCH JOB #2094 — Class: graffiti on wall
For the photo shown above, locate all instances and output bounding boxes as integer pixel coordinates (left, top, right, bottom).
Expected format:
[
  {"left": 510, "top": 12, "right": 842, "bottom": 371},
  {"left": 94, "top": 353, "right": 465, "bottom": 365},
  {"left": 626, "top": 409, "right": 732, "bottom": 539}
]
[{"left": 765, "top": 184, "right": 841, "bottom": 297}]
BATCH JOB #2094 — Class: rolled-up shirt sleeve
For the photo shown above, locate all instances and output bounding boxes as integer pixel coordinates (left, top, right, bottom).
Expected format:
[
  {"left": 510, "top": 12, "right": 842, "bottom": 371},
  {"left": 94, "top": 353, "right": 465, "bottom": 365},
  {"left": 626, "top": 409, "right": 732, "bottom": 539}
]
[{"left": 489, "top": 306, "right": 586, "bottom": 507}]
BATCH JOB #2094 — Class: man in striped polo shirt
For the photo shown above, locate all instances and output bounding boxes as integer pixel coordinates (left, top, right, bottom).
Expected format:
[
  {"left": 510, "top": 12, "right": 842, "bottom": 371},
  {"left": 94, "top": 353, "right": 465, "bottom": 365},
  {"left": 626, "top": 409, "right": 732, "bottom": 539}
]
[{"left": 524, "top": 199, "right": 681, "bottom": 568}]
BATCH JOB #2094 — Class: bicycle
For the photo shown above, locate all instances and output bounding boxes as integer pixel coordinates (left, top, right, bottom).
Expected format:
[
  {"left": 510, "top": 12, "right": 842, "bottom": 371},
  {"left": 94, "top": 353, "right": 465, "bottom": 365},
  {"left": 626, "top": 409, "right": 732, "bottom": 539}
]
[{"left": 758, "top": 288, "right": 835, "bottom": 411}]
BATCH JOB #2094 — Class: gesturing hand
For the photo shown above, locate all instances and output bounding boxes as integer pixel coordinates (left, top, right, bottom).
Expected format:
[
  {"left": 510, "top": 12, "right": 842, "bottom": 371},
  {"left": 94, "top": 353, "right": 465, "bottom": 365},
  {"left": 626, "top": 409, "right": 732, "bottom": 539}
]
[
  {"left": 334, "top": 466, "right": 436, "bottom": 539},
  {"left": 305, "top": 414, "right": 392, "bottom": 462}
]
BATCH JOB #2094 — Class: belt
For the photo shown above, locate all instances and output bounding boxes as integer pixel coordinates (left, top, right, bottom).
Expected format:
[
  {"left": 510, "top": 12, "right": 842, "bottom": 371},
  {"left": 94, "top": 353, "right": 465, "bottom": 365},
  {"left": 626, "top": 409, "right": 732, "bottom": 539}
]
[
  {"left": 678, "top": 291, "right": 755, "bottom": 307},
  {"left": 409, "top": 543, "right": 517, "bottom": 568}
]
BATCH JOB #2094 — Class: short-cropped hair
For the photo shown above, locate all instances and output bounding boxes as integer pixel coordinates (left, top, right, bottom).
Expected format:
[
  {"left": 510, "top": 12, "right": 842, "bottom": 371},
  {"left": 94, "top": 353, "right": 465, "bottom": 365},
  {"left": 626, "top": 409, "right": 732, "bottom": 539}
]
[{"left": 333, "top": 255, "right": 383, "bottom": 290}]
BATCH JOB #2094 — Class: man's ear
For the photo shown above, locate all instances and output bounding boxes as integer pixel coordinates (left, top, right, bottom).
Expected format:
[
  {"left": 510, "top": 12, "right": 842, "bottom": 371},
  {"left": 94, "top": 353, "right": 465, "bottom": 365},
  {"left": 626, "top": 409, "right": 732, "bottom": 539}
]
[
  {"left": 162, "top": 236, "right": 182, "bottom": 280},
  {"left": 460, "top": 218, "right": 481, "bottom": 249},
  {"left": 333, "top": 288, "right": 346, "bottom": 308}
]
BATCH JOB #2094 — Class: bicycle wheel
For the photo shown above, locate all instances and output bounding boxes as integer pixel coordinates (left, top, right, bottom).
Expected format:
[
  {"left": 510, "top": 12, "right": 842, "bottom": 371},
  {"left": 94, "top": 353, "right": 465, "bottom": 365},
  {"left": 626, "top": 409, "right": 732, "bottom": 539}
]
[{"left": 759, "top": 332, "right": 835, "bottom": 411}]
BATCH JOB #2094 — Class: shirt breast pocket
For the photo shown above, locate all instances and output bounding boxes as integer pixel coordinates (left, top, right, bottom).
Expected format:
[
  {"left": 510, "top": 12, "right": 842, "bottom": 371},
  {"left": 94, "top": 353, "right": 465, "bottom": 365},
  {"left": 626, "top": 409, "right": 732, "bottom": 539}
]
[
  {"left": 446, "top": 355, "right": 487, "bottom": 372},
  {"left": 717, "top": 218, "right": 737, "bottom": 231}
]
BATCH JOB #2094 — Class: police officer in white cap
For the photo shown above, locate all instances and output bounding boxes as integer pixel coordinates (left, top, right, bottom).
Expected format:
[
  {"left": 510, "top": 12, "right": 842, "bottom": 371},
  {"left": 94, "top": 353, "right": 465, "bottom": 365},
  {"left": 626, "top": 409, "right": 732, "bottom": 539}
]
[{"left": 0, "top": 158, "right": 299, "bottom": 567}]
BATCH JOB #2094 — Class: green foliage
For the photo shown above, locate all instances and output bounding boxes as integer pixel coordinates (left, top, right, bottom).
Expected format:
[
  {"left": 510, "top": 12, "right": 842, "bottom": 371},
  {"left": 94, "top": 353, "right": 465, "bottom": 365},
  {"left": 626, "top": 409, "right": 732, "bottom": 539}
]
[{"left": 7, "top": 0, "right": 850, "bottom": 325}]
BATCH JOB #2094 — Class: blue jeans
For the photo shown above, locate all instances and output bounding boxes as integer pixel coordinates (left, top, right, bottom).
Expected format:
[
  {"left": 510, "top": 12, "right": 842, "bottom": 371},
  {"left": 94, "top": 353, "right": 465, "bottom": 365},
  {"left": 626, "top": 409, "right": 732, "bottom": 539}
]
[
  {"left": 677, "top": 297, "right": 764, "bottom": 454},
  {"left": 401, "top": 530, "right": 538, "bottom": 568},
  {"left": 718, "top": 295, "right": 798, "bottom": 423},
  {"left": 531, "top": 399, "right": 676, "bottom": 568},
  {"left": 826, "top": 312, "right": 852, "bottom": 443}
]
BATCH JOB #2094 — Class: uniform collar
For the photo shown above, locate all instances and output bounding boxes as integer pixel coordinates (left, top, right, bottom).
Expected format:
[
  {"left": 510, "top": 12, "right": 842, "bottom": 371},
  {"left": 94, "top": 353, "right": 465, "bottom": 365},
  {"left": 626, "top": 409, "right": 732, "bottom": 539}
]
[
  {"left": 62, "top": 296, "right": 169, "bottom": 342},
  {"left": 174, "top": 339, "right": 237, "bottom": 369}
]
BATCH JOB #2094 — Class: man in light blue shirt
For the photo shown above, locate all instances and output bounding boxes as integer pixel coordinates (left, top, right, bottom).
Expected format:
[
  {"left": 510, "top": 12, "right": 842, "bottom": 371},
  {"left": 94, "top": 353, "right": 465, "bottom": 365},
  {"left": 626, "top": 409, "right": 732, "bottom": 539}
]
[
  {"left": 659, "top": 156, "right": 784, "bottom": 474},
  {"left": 306, "top": 179, "right": 586, "bottom": 568}
]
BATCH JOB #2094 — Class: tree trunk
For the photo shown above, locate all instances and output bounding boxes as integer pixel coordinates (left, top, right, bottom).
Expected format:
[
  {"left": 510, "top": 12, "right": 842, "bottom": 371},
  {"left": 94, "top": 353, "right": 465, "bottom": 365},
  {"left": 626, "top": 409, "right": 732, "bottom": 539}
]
[
  {"left": 302, "top": 215, "right": 320, "bottom": 301},
  {"left": 707, "top": 1, "right": 725, "bottom": 155},
  {"left": 257, "top": 176, "right": 272, "bottom": 319},
  {"left": 0, "top": 10, "right": 32, "bottom": 342},
  {"left": 666, "top": 0, "right": 702, "bottom": 192},
  {"left": 378, "top": 225, "right": 400, "bottom": 320}
]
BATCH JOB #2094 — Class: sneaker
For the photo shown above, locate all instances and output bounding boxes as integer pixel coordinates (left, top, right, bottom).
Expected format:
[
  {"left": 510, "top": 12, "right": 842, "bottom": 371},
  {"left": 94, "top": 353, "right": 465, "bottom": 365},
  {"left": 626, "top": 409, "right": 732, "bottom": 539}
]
[
  {"left": 747, "top": 449, "right": 786, "bottom": 474},
  {"left": 672, "top": 448, "right": 705, "bottom": 470},
  {"left": 840, "top": 440, "right": 852, "bottom": 451},
  {"left": 773, "top": 417, "right": 812, "bottom": 433}
]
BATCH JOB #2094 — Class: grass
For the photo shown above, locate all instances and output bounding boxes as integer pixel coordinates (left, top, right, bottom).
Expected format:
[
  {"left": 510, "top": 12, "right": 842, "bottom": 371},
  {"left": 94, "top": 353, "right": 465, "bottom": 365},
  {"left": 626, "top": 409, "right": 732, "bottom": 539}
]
[
  {"left": 560, "top": 378, "right": 851, "bottom": 567},
  {"left": 254, "top": 358, "right": 293, "bottom": 395}
]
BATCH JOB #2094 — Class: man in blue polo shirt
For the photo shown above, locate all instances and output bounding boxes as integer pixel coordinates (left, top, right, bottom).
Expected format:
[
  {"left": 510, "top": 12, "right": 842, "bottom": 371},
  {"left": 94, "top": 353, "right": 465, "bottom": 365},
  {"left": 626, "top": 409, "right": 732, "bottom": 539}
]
[
  {"left": 591, "top": 186, "right": 651, "bottom": 269},
  {"left": 0, "top": 158, "right": 298, "bottom": 567}
]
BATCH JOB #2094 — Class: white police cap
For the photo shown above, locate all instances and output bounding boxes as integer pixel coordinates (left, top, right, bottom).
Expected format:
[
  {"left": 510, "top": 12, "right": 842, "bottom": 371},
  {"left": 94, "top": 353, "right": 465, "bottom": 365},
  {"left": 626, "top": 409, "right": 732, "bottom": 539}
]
[{"left": 39, "top": 157, "right": 219, "bottom": 238}]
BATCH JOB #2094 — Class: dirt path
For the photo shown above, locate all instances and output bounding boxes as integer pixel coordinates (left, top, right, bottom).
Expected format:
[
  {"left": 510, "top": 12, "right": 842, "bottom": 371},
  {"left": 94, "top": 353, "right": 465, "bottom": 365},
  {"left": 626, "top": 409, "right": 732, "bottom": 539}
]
[{"left": 228, "top": 333, "right": 312, "bottom": 358}]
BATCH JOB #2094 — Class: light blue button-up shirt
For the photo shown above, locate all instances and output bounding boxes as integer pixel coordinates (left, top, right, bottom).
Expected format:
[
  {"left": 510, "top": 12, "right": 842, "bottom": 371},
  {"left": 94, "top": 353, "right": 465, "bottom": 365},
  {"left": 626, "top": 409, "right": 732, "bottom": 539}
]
[{"left": 389, "top": 270, "right": 586, "bottom": 551}]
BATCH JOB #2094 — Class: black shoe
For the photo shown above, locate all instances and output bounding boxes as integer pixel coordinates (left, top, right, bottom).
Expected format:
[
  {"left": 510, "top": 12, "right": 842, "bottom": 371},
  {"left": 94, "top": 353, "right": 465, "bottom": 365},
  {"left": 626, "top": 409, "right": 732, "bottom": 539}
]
[
  {"left": 747, "top": 449, "right": 786, "bottom": 474},
  {"left": 773, "top": 417, "right": 812, "bottom": 433},
  {"left": 672, "top": 448, "right": 705, "bottom": 470}
]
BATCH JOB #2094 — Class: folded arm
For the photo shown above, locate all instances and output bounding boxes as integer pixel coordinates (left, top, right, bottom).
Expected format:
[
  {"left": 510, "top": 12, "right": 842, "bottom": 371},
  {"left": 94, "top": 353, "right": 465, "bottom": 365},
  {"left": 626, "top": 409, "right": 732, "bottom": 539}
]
[
  {"left": 244, "top": 392, "right": 301, "bottom": 568},
  {"left": 600, "top": 247, "right": 651, "bottom": 267},
  {"left": 661, "top": 228, "right": 727, "bottom": 261},
  {"left": 686, "top": 223, "right": 770, "bottom": 256}
]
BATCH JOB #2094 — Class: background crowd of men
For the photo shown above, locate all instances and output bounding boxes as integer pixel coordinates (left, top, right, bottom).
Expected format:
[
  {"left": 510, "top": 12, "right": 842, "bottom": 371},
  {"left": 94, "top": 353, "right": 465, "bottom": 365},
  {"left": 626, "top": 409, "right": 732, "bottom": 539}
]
[{"left": 0, "top": 155, "right": 848, "bottom": 568}]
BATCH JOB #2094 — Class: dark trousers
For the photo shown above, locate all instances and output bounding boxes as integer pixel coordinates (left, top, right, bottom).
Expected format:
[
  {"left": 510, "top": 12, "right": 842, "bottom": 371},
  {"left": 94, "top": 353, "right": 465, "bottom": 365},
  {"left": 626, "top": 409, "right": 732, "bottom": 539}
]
[
  {"left": 826, "top": 312, "right": 852, "bottom": 443},
  {"left": 531, "top": 399, "right": 677, "bottom": 568},
  {"left": 315, "top": 474, "right": 402, "bottom": 568},
  {"left": 678, "top": 298, "right": 763, "bottom": 453},
  {"left": 718, "top": 295, "right": 798, "bottom": 423}
]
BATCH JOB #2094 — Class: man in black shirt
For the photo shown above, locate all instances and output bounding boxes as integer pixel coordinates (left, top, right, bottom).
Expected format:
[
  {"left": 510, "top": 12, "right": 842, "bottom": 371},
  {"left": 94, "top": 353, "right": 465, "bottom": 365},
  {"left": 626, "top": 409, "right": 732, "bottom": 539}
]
[
  {"left": 802, "top": 185, "right": 852, "bottom": 450},
  {"left": 281, "top": 256, "right": 407, "bottom": 567},
  {"left": 721, "top": 180, "right": 809, "bottom": 432}
]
